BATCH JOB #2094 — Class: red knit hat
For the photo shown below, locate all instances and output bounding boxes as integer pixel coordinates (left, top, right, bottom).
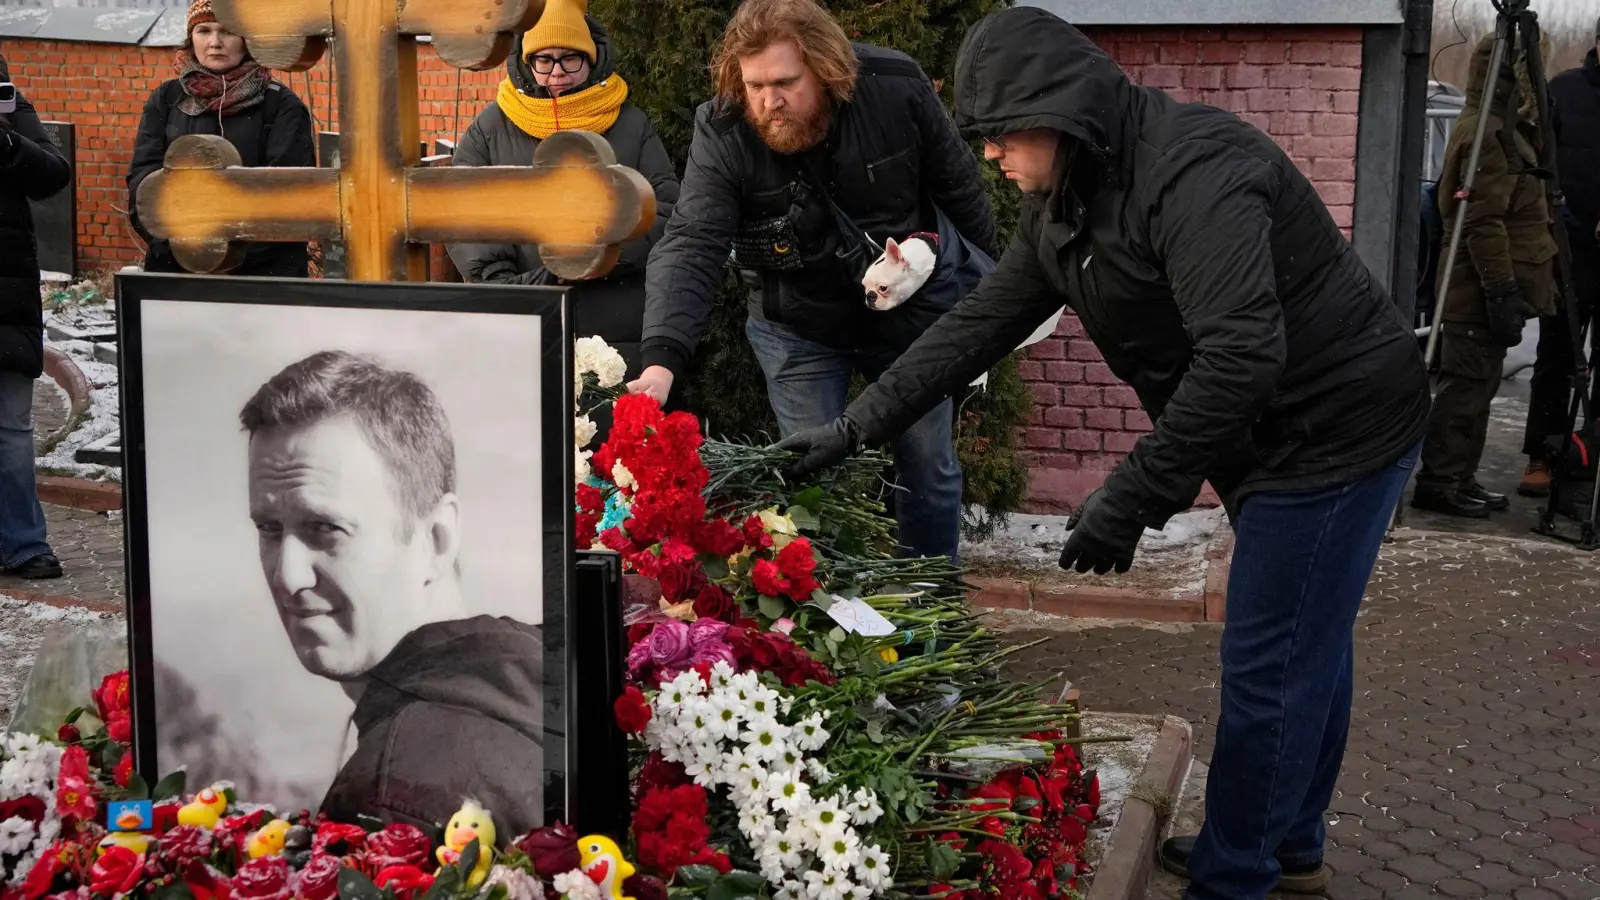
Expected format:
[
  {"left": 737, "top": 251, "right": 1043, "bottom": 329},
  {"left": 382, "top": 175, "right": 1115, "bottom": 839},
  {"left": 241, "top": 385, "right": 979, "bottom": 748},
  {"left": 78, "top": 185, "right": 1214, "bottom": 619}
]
[{"left": 187, "top": 0, "right": 217, "bottom": 34}]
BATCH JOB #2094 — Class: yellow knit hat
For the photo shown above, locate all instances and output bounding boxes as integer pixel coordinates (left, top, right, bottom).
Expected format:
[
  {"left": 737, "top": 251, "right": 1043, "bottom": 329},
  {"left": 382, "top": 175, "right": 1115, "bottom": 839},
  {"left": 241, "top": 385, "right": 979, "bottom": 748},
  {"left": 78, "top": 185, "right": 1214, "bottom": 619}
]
[{"left": 522, "top": 0, "right": 597, "bottom": 63}]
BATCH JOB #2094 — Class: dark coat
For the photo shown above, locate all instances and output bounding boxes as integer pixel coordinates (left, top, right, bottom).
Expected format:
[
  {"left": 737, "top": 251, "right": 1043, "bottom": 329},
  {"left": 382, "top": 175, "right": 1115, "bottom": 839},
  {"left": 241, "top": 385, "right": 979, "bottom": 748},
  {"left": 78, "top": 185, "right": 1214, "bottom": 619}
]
[
  {"left": 126, "top": 77, "right": 315, "bottom": 277},
  {"left": 320, "top": 615, "right": 547, "bottom": 839},
  {"left": 845, "top": 8, "right": 1431, "bottom": 526},
  {"left": 446, "top": 17, "right": 680, "bottom": 379},
  {"left": 1437, "top": 34, "right": 1557, "bottom": 325},
  {"left": 1, "top": 87, "right": 74, "bottom": 379},
  {"left": 640, "top": 44, "right": 998, "bottom": 377},
  {"left": 1550, "top": 49, "right": 1600, "bottom": 231}
]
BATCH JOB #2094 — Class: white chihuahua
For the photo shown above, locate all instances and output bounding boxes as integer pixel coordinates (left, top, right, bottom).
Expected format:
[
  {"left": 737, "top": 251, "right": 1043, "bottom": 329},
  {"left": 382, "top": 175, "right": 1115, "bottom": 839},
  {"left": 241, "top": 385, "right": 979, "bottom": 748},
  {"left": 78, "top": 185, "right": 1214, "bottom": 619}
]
[{"left": 862, "top": 233, "right": 937, "bottom": 311}]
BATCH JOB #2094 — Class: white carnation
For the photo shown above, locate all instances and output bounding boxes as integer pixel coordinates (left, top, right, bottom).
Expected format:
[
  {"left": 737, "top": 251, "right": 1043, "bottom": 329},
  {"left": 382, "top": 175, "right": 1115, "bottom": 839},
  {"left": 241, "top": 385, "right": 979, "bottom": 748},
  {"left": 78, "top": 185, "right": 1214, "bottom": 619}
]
[
  {"left": 553, "top": 869, "right": 605, "bottom": 900},
  {"left": 484, "top": 866, "right": 545, "bottom": 900},
  {"left": 575, "top": 448, "right": 592, "bottom": 483},
  {"left": 612, "top": 461, "right": 636, "bottom": 490},
  {"left": 574, "top": 416, "right": 598, "bottom": 449},
  {"left": 575, "top": 337, "right": 628, "bottom": 388}
]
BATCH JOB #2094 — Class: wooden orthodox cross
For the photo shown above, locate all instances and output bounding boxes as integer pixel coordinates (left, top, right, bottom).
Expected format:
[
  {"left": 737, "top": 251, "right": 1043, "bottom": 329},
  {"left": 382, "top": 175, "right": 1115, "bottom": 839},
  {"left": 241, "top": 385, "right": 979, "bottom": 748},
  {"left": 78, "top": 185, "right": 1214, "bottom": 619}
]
[{"left": 134, "top": 0, "right": 654, "bottom": 282}]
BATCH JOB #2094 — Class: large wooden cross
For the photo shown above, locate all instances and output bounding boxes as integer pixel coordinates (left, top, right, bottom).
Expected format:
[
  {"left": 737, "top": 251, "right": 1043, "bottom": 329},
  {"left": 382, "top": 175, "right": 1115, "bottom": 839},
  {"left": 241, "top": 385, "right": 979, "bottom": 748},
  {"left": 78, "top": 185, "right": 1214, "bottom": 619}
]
[{"left": 134, "top": 0, "right": 654, "bottom": 282}]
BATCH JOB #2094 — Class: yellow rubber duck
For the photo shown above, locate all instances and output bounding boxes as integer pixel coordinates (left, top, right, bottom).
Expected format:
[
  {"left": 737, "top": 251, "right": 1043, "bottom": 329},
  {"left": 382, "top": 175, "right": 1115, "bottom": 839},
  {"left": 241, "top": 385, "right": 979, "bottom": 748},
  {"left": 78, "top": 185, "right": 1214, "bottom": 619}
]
[
  {"left": 176, "top": 786, "right": 228, "bottom": 829},
  {"left": 98, "top": 832, "right": 153, "bottom": 856},
  {"left": 435, "top": 800, "right": 496, "bottom": 887},
  {"left": 247, "top": 819, "right": 291, "bottom": 859},
  {"left": 579, "top": 835, "right": 635, "bottom": 900}
]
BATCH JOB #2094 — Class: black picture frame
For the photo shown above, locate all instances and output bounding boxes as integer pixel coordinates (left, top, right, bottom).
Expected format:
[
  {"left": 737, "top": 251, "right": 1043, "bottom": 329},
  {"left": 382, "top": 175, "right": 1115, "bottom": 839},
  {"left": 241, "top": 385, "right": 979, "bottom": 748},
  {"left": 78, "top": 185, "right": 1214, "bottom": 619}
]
[{"left": 115, "top": 272, "right": 576, "bottom": 829}]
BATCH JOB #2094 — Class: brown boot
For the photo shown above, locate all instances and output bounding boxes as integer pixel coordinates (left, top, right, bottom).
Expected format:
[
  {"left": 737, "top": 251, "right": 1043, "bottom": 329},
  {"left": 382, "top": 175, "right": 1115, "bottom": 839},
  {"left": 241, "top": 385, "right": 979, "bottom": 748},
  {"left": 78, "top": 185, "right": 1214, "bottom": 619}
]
[{"left": 1519, "top": 459, "right": 1552, "bottom": 498}]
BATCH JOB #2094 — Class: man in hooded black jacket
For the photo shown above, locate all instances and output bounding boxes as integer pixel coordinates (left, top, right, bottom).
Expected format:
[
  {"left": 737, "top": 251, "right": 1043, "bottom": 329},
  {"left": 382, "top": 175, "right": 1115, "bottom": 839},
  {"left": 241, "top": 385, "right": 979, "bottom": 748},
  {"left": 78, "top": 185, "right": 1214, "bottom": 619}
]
[{"left": 777, "top": 9, "right": 1431, "bottom": 899}]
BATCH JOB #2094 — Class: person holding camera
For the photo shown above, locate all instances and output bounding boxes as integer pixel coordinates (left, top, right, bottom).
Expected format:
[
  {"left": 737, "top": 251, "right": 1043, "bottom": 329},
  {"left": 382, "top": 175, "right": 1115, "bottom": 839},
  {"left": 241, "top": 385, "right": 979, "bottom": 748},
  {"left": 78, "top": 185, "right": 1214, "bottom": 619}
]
[
  {"left": 1413, "top": 31, "right": 1556, "bottom": 518},
  {"left": 126, "top": 0, "right": 315, "bottom": 277},
  {"left": 0, "top": 49, "right": 73, "bottom": 580}
]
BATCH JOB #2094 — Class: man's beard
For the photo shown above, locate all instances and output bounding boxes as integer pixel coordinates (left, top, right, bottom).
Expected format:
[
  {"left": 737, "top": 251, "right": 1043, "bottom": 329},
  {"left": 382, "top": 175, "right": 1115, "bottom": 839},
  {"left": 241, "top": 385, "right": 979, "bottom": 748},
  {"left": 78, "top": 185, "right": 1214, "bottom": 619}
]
[{"left": 747, "top": 98, "right": 833, "bottom": 155}]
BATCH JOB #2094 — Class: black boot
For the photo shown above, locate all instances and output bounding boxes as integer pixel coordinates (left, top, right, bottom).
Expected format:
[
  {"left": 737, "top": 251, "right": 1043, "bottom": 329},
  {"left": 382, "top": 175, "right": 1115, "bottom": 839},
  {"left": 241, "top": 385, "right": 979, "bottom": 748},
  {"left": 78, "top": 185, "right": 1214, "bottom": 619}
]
[
  {"left": 1411, "top": 488, "right": 1490, "bottom": 519},
  {"left": 1464, "top": 482, "right": 1510, "bottom": 511},
  {"left": 1160, "top": 835, "right": 1330, "bottom": 893},
  {"left": 3, "top": 553, "right": 63, "bottom": 580}
]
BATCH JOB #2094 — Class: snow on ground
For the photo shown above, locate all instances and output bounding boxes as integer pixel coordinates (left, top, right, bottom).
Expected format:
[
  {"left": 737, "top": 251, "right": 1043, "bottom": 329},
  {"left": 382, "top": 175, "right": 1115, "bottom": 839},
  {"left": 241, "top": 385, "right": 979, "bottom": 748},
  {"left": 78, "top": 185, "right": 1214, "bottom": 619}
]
[
  {"left": 961, "top": 507, "right": 1224, "bottom": 597},
  {"left": 0, "top": 599, "right": 124, "bottom": 729},
  {"left": 1077, "top": 713, "right": 1165, "bottom": 872},
  {"left": 36, "top": 281, "right": 121, "bottom": 482}
]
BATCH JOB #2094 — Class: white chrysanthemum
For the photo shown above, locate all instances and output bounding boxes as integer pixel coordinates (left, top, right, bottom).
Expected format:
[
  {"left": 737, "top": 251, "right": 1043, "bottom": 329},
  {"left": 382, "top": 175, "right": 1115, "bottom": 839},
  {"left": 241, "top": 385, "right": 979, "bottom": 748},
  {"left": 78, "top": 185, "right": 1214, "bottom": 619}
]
[
  {"left": 766, "top": 770, "right": 812, "bottom": 815},
  {"left": 794, "top": 713, "right": 830, "bottom": 752},
  {"left": 818, "top": 828, "right": 862, "bottom": 873},
  {"left": 705, "top": 694, "right": 747, "bottom": 741},
  {"left": 743, "top": 720, "right": 793, "bottom": 763},
  {"left": 762, "top": 828, "right": 808, "bottom": 873},
  {"left": 689, "top": 758, "right": 722, "bottom": 787},
  {"left": 574, "top": 416, "right": 598, "bottom": 449},
  {"left": 0, "top": 816, "right": 37, "bottom": 855},
  {"left": 707, "top": 660, "right": 739, "bottom": 690},
  {"left": 802, "top": 868, "right": 846, "bottom": 900},
  {"left": 738, "top": 804, "right": 777, "bottom": 843},
  {"left": 660, "top": 670, "right": 708, "bottom": 708},
  {"left": 744, "top": 684, "right": 782, "bottom": 721},
  {"left": 849, "top": 788, "right": 884, "bottom": 826},
  {"left": 855, "top": 844, "right": 892, "bottom": 889},
  {"left": 771, "top": 745, "right": 805, "bottom": 775},
  {"left": 806, "top": 758, "right": 835, "bottom": 785},
  {"left": 553, "top": 869, "right": 605, "bottom": 900},
  {"left": 774, "top": 881, "right": 807, "bottom": 900},
  {"left": 800, "top": 799, "right": 850, "bottom": 846},
  {"left": 612, "top": 461, "right": 636, "bottom": 490}
]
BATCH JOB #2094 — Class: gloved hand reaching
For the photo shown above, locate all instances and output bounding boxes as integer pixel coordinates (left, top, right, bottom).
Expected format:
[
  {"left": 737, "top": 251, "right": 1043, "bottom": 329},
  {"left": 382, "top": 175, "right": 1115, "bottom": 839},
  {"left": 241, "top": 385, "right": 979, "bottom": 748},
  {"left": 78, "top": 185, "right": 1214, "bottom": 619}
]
[
  {"left": 1483, "top": 282, "right": 1539, "bottom": 347},
  {"left": 773, "top": 415, "right": 863, "bottom": 478},
  {"left": 1058, "top": 488, "right": 1149, "bottom": 575}
]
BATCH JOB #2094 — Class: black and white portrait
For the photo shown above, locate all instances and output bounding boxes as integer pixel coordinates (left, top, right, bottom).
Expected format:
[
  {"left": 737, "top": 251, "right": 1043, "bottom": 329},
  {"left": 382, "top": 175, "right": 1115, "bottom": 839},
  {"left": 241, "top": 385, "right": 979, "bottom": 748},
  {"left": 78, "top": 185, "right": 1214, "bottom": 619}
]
[{"left": 118, "top": 278, "right": 571, "bottom": 838}]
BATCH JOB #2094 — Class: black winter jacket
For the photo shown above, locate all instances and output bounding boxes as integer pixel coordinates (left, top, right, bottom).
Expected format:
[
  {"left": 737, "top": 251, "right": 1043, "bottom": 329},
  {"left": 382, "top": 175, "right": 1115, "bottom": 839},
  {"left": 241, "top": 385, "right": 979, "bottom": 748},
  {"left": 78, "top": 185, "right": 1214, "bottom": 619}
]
[
  {"left": 846, "top": 8, "right": 1431, "bottom": 527},
  {"left": 1550, "top": 50, "right": 1600, "bottom": 232},
  {"left": 1, "top": 87, "right": 74, "bottom": 379},
  {"left": 446, "top": 18, "right": 680, "bottom": 380},
  {"left": 641, "top": 44, "right": 997, "bottom": 376},
  {"left": 126, "top": 77, "right": 315, "bottom": 277}
]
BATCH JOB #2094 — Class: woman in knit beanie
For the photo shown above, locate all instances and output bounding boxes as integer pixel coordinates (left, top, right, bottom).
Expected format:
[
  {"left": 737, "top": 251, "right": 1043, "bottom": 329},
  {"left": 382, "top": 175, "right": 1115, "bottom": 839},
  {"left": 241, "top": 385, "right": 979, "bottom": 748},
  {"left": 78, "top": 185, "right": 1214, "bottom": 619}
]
[
  {"left": 124, "top": 0, "right": 316, "bottom": 277},
  {"left": 446, "top": 0, "right": 680, "bottom": 394}
]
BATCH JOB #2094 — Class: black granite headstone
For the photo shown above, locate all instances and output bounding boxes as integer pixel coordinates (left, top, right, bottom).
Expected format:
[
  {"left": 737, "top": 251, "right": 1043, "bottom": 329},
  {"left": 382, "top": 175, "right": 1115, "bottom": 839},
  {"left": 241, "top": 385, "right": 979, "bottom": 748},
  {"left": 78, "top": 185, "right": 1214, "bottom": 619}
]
[{"left": 29, "top": 121, "right": 77, "bottom": 279}]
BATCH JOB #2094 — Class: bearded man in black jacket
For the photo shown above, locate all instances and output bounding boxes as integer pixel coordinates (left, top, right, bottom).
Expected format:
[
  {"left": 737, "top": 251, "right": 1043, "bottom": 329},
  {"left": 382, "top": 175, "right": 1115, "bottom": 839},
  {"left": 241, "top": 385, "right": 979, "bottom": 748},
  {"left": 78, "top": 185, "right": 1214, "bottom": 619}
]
[
  {"left": 777, "top": 9, "right": 1431, "bottom": 899},
  {"left": 631, "top": 0, "right": 998, "bottom": 562}
]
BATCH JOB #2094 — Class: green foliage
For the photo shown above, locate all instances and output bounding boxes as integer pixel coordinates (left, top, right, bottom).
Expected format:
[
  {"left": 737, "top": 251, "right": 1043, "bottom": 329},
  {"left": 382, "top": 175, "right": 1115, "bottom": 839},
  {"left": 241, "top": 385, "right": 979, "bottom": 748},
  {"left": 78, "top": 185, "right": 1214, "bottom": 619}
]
[{"left": 592, "top": 0, "right": 1031, "bottom": 536}]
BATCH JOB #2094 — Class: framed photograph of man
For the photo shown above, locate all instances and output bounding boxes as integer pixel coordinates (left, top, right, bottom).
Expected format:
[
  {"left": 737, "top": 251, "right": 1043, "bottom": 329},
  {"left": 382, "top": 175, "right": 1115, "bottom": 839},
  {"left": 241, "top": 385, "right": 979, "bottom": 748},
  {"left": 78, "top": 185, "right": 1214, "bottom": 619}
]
[{"left": 116, "top": 273, "right": 575, "bottom": 837}]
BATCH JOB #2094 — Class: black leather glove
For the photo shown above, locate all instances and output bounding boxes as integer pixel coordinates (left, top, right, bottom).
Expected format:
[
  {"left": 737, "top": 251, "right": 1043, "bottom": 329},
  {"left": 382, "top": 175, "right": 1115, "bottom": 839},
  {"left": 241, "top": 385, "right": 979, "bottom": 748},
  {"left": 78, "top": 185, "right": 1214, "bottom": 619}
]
[
  {"left": 1483, "top": 283, "right": 1538, "bottom": 347},
  {"left": 1058, "top": 489, "right": 1148, "bottom": 575},
  {"left": 773, "top": 415, "right": 863, "bottom": 478}
]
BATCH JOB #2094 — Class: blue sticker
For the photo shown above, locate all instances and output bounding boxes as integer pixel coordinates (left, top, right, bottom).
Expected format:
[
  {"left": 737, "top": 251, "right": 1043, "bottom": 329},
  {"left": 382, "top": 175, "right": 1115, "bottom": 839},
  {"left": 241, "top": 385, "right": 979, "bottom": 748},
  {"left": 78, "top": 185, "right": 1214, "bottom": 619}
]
[{"left": 108, "top": 799, "right": 153, "bottom": 832}]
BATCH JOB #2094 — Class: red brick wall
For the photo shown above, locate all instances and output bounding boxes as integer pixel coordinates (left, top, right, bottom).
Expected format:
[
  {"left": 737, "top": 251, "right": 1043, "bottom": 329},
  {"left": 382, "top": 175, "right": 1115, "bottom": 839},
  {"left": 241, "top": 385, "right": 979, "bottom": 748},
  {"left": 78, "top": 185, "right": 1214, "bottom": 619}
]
[
  {"left": 1018, "top": 25, "right": 1364, "bottom": 513},
  {"left": 1, "top": 38, "right": 501, "bottom": 272}
]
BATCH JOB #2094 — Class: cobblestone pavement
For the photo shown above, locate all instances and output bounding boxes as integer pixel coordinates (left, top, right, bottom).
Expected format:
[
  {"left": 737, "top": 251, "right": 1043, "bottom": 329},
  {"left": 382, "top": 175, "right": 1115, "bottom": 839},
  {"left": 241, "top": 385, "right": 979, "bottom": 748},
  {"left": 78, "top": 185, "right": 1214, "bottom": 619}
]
[
  {"left": 1003, "top": 528, "right": 1600, "bottom": 899},
  {"left": 0, "top": 505, "right": 124, "bottom": 607}
]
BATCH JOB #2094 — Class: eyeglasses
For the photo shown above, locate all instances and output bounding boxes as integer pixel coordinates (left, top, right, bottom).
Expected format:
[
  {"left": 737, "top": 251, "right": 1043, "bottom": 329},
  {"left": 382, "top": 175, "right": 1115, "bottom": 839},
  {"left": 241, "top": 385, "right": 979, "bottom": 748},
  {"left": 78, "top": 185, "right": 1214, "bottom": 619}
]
[
  {"left": 983, "top": 136, "right": 1009, "bottom": 151},
  {"left": 530, "top": 53, "right": 587, "bottom": 75}
]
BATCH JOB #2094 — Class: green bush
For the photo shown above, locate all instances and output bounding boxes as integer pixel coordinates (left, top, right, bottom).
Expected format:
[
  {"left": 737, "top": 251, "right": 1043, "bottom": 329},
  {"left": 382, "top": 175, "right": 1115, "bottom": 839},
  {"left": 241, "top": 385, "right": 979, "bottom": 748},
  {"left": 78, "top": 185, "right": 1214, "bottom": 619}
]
[{"left": 593, "top": 0, "right": 1032, "bottom": 538}]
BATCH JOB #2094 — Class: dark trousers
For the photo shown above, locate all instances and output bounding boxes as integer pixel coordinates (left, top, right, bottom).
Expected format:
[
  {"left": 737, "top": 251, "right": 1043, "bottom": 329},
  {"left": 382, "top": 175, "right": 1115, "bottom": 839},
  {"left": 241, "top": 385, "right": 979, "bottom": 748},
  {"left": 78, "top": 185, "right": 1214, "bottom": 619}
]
[
  {"left": 1524, "top": 223, "right": 1599, "bottom": 458},
  {"left": 1417, "top": 324, "right": 1507, "bottom": 493},
  {"left": 1183, "top": 441, "right": 1421, "bottom": 900}
]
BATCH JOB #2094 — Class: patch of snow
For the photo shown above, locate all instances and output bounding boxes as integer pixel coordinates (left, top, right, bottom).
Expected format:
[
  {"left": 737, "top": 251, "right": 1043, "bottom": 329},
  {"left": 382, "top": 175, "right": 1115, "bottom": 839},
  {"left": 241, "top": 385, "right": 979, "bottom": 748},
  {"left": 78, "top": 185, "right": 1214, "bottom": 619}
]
[
  {"left": 40, "top": 271, "right": 73, "bottom": 284},
  {"left": 1077, "top": 713, "right": 1164, "bottom": 870},
  {"left": 36, "top": 342, "right": 120, "bottom": 483},
  {"left": 0, "top": 599, "right": 124, "bottom": 728},
  {"left": 961, "top": 507, "right": 1223, "bottom": 597}
]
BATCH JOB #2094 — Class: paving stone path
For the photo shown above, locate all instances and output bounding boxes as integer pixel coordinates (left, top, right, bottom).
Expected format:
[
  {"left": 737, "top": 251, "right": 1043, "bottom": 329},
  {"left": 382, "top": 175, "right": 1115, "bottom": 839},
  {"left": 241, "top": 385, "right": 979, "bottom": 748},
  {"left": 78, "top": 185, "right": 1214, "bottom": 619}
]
[
  {"left": 0, "top": 505, "right": 124, "bottom": 608},
  {"left": 1003, "top": 529, "right": 1600, "bottom": 899}
]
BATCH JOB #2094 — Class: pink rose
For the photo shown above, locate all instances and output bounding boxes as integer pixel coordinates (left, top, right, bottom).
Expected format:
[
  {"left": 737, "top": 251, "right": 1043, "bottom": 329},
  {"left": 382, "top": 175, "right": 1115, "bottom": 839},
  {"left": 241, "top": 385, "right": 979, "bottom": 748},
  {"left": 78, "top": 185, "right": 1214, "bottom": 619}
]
[
  {"left": 687, "top": 619, "right": 729, "bottom": 648},
  {"left": 626, "top": 640, "right": 653, "bottom": 678},
  {"left": 648, "top": 621, "right": 692, "bottom": 668},
  {"left": 689, "top": 644, "right": 736, "bottom": 669}
]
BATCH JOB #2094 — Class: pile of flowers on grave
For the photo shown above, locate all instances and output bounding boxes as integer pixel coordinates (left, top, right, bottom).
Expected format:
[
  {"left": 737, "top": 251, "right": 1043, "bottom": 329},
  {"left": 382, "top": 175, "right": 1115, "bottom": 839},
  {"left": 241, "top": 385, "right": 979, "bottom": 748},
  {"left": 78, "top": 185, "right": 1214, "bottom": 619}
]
[{"left": 0, "top": 340, "right": 1105, "bottom": 900}]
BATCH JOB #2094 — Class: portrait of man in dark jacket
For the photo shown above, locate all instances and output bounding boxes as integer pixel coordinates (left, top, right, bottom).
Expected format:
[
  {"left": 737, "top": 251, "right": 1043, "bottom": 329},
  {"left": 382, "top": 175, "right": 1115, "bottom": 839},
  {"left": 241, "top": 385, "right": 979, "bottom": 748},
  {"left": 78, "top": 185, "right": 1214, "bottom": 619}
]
[
  {"left": 239, "top": 350, "right": 545, "bottom": 839},
  {"left": 631, "top": 0, "right": 998, "bottom": 562},
  {"left": 777, "top": 9, "right": 1430, "bottom": 899},
  {"left": 0, "top": 49, "right": 73, "bottom": 581}
]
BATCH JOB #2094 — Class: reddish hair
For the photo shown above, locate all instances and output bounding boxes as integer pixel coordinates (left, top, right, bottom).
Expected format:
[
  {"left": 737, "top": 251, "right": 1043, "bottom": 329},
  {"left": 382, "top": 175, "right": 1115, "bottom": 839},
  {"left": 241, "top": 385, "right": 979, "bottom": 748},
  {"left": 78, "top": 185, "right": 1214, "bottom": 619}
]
[{"left": 710, "top": 0, "right": 859, "bottom": 109}]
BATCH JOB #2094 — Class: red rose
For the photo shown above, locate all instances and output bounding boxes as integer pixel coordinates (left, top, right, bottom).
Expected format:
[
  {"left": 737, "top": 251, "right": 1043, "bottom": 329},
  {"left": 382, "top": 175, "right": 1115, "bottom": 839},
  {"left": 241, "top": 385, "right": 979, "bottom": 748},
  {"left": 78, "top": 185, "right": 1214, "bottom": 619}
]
[
  {"left": 22, "top": 844, "right": 71, "bottom": 900},
  {"left": 216, "top": 811, "right": 273, "bottom": 852},
  {"left": 374, "top": 866, "right": 433, "bottom": 900},
  {"left": 158, "top": 826, "right": 215, "bottom": 867},
  {"left": 365, "top": 824, "right": 432, "bottom": 871},
  {"left": 0, "top": 796, "right": 46, "bottom": 825},
  {"left": 88, "top": 846, "right": 143, "bottom": 896},
  {"left": 183, "top": 861, "right": 234, "bottom": 900},
  {"left": 113, "top": 752, "right": 134, "bottom": 788},
  {"left": 231, "top": 857, "right": 292, "bottom": 900},
  {"left": 971, "top": 782, "right": 1015, "bottom": 812},
  {"left": 613, "top": 686, "right": 652, "bottom": 734},
  {"left": 292, "top": 855, "right": 341, "bottom": 900},
  {"left": 513, "top": 821, "right": 580, "bottom": 878},
  {"left": 55, "top": 724, "right": 80, "bottom": 744},
  {"left": 691, "top": 584, "right": 738, "bottom": 624},
  {"left": 622, "top": 874, "right": 667, "bottom": 900},
  {"left": 152, "top": 802, "right": 181, "bottom": 835},
  {"left": 96, "top": 672, "right": 131, "bottom": 720},
  {"left": 104, "top": 710, "right": 132, "bottom": 745},
  {"left": 311, "top": 822, "right": 367, "bottom": 856}
]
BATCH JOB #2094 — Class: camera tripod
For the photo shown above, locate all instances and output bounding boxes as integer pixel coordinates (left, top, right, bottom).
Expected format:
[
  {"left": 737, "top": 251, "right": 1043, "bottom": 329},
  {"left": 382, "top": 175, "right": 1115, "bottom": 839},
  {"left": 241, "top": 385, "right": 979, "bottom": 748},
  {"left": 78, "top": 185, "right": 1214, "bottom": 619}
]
[{"left": 1387, "top": 0, "right": 1600, "bottom": 550}]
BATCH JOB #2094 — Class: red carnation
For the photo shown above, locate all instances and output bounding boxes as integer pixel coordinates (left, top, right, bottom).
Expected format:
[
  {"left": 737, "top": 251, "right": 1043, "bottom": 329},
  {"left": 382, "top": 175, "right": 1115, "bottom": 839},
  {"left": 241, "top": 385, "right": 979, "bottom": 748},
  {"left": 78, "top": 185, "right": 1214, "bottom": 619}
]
[
  {"left": 692, "top": 519, "right": 745, "bottom": 558},
  {"left": 614, "top": 686, "right": 652, "bottom": 734},
  {"left": 751, "top": 559, "right": 787, "bottom": 598},
  {"left": 633, "top": 755, "right": 689, "bottom": 796},
  {"left": 775, "top": 539, "right": 817, "bottom": 586},
  {"left": 741, "top": 517, "right": 772, "bottom": 551},
  {"left": 113, "top": 751, "right": 134, "bottom": 788},
  {"left": 88, "top": 846, "right": 143, "bottom": 897},
  {"left": 292, "top": 855, "right": 341, "bottom": 900},
  {"left": 231, "top": 857, "right": 292, "bottom": 900},
  {"left": 365, "top": 824, "right": 432, "bottom": 871}
]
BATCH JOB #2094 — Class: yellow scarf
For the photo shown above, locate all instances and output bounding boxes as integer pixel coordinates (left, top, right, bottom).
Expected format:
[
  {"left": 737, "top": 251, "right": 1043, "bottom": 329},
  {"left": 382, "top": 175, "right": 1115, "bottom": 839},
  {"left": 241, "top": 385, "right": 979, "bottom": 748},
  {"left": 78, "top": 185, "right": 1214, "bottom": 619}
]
[{"left": 497, "top": 75, "right": 629, "bottom": 140}]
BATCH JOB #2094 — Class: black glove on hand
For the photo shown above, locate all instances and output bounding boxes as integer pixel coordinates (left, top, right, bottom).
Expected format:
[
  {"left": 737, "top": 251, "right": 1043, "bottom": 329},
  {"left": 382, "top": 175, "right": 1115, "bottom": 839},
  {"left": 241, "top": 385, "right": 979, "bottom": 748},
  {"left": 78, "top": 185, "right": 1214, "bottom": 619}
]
[
  {"left": 1484, "top": 283, "right": 1538, "bottom": 347},
  {"left": 1058, "top": 489, "right": 1148, "bottom": 575},
  {"left": 773, "top": 416, "right": 862, "bottom": 478}
]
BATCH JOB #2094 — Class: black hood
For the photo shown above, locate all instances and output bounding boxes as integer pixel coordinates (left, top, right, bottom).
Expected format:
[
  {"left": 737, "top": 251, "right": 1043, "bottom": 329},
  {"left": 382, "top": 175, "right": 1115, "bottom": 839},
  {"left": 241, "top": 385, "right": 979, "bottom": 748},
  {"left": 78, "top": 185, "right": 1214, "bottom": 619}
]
[
  {"left": 506, "top": 15, "right": 617, "bottom": 100},
  {"left": 354, "top": 614, "right": 544, "bottom": 741},
  {"left": 953, "top": 7, "right": 1130, "bottom": 159}
]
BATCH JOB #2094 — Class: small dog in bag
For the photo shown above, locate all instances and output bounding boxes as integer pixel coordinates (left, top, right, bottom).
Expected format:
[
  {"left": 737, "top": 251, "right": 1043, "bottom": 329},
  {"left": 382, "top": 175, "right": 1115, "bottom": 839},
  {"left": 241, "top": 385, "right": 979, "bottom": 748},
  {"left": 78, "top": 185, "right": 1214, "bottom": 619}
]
[{"left": 862, "top": 232, "right": 938, "bottom": 311}]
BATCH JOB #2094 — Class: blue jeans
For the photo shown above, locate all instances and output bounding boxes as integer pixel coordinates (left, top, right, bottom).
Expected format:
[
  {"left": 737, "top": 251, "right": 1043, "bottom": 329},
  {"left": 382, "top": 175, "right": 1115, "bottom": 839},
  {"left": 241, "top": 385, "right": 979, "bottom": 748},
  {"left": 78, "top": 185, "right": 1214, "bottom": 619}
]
[
  {"left": 0, "top": 372, "right": 52, "bottom": 569},
  {"left": 1185, "top": 441, "right": 1421, "bottom": 900},
  {"left": 745, "top": 315, "right": 963, "bottom": 560}
]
